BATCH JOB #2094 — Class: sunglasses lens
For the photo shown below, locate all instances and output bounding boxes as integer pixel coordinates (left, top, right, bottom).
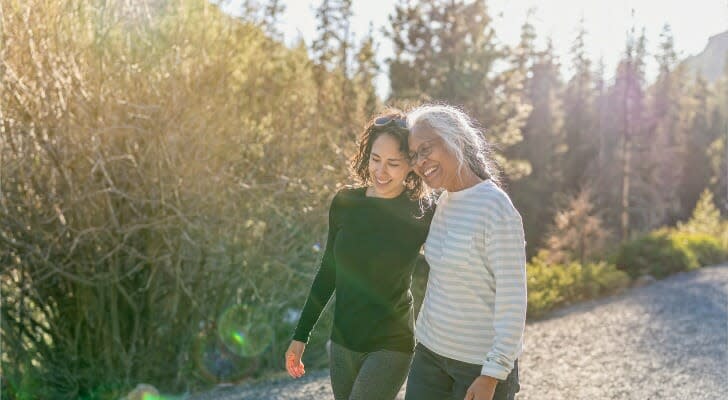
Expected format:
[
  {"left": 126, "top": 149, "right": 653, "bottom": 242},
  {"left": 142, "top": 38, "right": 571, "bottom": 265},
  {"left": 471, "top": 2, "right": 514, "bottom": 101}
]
[
  {"left": 374, "top": 116, "right": 408, "bottom": 129},
  {"left": 374, "top": 116, "right": 391, "bottom": 126}
]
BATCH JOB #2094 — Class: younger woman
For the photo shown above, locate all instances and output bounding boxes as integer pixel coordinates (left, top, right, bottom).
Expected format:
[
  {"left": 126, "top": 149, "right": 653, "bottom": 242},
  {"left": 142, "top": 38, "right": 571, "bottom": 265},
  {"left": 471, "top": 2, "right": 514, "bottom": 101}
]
[{"left": 285, "top": 110, "right": 433, "bottom": 400}]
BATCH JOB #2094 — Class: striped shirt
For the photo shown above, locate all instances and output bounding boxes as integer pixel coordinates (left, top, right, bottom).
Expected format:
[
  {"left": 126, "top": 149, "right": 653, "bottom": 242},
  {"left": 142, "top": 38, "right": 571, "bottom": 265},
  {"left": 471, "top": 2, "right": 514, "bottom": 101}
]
[{"left": 415, "top": 179, "right": 527, "bottom": 380}]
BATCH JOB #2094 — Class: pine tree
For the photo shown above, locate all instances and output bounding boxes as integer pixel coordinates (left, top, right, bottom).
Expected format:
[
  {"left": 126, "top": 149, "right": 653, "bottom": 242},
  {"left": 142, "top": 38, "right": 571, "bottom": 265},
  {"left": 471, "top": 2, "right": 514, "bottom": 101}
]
[
  {"left": 311, "top": 0, "right": 358, "bottom": 142},
  {"left": 562, "top": 20, "right": 597, "bottom": 193},
  {"left": 707, "top": 62, "right": 728, "bottom": 213},
  {"left": 353, "top": 25, "right": 381, "bottom": 120},
  {"left": 606, "top": 26, "right": 648, "bottom": 239},
  {"left": 236, "top": 0, "right": 285, "bottom": 37},
  {"left": 510, "top": 37, "right": 565, "bottom": 254},
  {"left": 644, "top": 24, "right": 685, "bottom": 226},
  {"left": 544, "top": 187, "right": 612, "bottom": 265},
  {"left": 679, "top": 75, "right": 716, "bottom": 216},
  {"left": 387, "top": 0, "right": 529, "bottom": 180},
  {"left": 678, "top": 188, "right": 723, "bottom": 236}
]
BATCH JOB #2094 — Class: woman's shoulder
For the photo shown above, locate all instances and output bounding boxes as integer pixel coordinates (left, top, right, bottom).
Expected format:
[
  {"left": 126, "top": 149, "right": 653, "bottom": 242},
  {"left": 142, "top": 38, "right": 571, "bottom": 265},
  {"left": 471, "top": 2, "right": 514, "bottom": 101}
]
[
  {"left": 331, "top": 186, "right": 365, "bottom": 206},
  {"left": 335, "top": 185, "right": 364, "bottom": 197},
  {"left": 474, "top": 181, "right": 520, "bottom": 218}
]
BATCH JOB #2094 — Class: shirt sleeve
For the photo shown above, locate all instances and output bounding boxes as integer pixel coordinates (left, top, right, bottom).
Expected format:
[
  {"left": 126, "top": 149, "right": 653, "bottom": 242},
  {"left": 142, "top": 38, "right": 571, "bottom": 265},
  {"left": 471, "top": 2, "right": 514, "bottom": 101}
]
[
  {"left": 480, "top": 205, "right": 527, "bottom": 380},
  {"left": 292, "top": 194, "right": 339, "bottom": 343}
]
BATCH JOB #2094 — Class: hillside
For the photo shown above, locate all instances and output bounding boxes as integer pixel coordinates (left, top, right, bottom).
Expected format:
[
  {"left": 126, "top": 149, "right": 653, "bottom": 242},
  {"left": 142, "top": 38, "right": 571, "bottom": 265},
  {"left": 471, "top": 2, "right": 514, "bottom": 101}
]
[{"left": 684, "top": 30, "right": 728, "bottom": 81}]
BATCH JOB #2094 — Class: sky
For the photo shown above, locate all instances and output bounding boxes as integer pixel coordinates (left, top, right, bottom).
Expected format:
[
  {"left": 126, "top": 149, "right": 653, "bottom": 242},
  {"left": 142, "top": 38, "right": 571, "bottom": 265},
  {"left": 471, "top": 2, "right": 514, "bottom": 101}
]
[{"left": 222, "top": 0, "right": 728, "bottom": 97}]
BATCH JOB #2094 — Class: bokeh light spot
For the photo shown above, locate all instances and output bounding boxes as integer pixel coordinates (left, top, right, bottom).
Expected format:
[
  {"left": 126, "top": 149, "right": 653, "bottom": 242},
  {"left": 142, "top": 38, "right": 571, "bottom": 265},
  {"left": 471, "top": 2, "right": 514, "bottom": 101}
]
[{"left": 217, "top": 304, "right": 274, "bottom": 358}]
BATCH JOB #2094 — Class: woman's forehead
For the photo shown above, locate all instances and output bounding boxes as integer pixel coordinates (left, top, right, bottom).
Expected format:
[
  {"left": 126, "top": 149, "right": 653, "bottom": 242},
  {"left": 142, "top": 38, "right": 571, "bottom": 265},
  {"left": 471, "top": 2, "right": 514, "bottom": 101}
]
[{"left": 409, "top": 125, "right": 439, "bottom": 142}]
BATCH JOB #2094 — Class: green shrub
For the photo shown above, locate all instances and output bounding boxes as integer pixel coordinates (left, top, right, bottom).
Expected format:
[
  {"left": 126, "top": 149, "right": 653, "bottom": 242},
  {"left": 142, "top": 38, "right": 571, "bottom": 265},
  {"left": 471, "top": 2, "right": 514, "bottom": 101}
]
[
  {"left": 616, "top": 230, "right": 728, "bottom": 280},
  {"left": 527, "top": 252, "right": 630, "bottom": 317},
  {"left": 669, "top": 232, "right": 728, "bottom": 267},
  {"left": 615, "top": 231, "right": 698, "bottom": 279}
]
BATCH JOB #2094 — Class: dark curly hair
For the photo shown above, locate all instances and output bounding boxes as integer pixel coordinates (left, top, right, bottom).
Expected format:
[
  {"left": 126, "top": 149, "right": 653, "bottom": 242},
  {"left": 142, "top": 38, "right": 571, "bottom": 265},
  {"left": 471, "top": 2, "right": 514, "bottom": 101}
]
[{"left": 350, "top": 108, "right": 425, "bottom": 200}]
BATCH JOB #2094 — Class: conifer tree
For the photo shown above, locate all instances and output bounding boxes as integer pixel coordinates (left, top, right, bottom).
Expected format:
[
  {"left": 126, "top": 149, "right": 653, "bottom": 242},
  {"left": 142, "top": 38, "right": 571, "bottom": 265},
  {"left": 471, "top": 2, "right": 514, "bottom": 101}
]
[
  {"left": 387, "top": 0, "right": 529, "bottom": 179},
  {"left": 644, "top": 24, "right": 685, "bottom": 225},
  {"left": 562, "top": 21, "right": 597, "bottom": 192}
]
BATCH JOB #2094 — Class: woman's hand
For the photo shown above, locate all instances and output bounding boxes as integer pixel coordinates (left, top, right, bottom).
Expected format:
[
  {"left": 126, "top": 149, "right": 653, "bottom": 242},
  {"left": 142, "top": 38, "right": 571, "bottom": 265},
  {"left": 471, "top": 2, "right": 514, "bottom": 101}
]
[
  {"left": 285, "top": 340, "right": 306, "bottom": 378},
  {"left": 464, "top": 375, "right": 498, "bottom": 400}
]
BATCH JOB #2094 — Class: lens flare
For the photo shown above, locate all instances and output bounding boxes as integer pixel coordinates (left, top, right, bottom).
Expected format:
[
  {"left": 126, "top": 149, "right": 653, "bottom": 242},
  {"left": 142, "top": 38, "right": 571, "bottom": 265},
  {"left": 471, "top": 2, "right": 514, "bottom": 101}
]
[
  {"left": 193, "top": 328, "right": 257, "bottom": 384},
  {"left": 217, "top": 304, "right": 274, "bottom": 358}
]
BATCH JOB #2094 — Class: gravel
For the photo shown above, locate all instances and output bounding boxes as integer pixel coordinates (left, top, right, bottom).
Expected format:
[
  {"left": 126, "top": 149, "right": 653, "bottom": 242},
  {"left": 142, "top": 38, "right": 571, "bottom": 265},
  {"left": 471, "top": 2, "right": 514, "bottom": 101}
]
[{"left": 190, "top": 265, "right": 728, "bottom": 400}]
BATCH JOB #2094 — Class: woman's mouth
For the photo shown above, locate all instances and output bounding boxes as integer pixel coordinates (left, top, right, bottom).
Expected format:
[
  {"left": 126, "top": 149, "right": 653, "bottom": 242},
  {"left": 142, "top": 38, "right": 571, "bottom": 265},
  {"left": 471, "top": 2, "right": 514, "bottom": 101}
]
[
  {"left": 422, "top": 166, "right": 439, "bottom": 178},
  {"left": 375, "top": 176, "right": 392, "bottom": 185}
]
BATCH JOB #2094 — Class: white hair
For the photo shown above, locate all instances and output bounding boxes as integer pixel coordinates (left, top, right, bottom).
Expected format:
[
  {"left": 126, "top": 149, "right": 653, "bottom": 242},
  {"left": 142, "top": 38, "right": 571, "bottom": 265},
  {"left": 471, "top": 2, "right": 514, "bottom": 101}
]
[{"left": 407, "top": 104, "right": 499, "bottom": 185}]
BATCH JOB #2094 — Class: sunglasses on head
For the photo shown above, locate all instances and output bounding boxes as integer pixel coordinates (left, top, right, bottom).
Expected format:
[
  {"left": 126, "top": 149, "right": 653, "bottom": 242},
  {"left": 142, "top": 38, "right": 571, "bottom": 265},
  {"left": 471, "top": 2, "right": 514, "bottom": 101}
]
[{"left": 374, "top": 116, "right": 408, "bottom": 130}]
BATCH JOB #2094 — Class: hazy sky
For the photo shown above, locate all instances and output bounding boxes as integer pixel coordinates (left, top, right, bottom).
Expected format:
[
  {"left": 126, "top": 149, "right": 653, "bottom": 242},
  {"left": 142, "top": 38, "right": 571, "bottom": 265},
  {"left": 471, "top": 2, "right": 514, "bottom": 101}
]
[{"left": 222, "top": 0, "right": 728, "bottom": 96}]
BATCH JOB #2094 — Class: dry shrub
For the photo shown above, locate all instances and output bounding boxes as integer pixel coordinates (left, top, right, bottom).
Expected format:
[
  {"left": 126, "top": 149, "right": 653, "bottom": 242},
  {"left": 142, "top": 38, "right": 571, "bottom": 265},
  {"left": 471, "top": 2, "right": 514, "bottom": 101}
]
[
  {"left": 1, "top": 0, "right": 362, "bottom": 397},
  {"left": 543, "top": 187, "right": 612, "bottom": 265}
]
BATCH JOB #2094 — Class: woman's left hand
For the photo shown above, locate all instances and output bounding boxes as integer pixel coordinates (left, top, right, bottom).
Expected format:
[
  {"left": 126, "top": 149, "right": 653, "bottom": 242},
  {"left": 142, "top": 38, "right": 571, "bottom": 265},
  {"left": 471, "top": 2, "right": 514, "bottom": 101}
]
[
  {"left": 285, "top": 340, "right": 306, "bottom": 379},
  {"left": 464, "top": 375, "right": 497, "bottom": 400}
]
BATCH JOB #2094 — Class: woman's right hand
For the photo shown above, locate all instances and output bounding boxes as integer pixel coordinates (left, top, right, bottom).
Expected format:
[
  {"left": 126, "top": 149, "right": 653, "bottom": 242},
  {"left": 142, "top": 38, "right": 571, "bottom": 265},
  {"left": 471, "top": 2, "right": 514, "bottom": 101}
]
[{"left": 285, "top": 340, "right": 306, "bottom": 378}]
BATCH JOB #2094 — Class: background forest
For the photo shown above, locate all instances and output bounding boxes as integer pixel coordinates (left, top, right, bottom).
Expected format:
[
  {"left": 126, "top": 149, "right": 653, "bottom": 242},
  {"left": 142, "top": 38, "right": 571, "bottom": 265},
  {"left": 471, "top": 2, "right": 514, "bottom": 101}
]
[{"left": 1, "top": 0, "right": 726, "bottom": 398}]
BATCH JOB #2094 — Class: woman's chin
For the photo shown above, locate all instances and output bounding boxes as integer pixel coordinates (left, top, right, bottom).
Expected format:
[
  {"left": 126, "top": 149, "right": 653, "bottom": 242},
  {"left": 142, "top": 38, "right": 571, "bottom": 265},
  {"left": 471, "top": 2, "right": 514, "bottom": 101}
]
[{"left": 423, "top": 172, "right": 444, "bottom": 189}]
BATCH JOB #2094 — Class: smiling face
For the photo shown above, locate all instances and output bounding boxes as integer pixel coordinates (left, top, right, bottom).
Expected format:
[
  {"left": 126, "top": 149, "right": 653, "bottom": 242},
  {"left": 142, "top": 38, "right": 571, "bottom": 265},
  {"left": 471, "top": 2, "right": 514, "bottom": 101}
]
[
  {"left": 368, "top": 133, "right": 412, "bottom": 198},
  {"left": 408, "top": 125, "right": 462, "bottom": 191}
]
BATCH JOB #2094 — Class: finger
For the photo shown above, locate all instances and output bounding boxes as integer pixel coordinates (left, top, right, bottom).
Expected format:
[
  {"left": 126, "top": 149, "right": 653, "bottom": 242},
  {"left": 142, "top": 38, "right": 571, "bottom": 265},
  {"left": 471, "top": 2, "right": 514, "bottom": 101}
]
[
  {"left": 290, "top": 361, "right": 300, "bottom": 377},
  {"left": 285, "top": 362, "right": 296, "bottom": 378},
  {"left": 286, "top": 356, "right": 301, "bottom": 378},
  {"left": 287, "top": 359, "right": 299, "bottom": 377}
]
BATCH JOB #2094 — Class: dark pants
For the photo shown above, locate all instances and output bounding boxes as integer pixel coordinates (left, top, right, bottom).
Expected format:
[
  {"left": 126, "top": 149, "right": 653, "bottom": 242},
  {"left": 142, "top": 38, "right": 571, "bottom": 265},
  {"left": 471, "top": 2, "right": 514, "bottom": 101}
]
[
  {"left": 329, "top": 341, "right": 413, "bottom": 400},
  {"left": 405, "top": 343, "right": 519, "bottom": 400}
]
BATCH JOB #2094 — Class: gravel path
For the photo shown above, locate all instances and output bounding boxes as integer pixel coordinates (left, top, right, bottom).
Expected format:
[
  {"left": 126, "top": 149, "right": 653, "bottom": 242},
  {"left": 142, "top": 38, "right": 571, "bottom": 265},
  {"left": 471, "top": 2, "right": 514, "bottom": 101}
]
[{"left": 191, "top": 265, "right": 728, "bottom": 400}]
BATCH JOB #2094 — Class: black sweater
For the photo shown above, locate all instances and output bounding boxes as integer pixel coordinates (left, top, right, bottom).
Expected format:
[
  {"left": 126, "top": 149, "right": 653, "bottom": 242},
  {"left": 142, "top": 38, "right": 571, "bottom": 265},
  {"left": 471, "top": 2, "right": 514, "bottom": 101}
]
[{"left": 293, "top": 187, "right": 433, "bottom": 353}]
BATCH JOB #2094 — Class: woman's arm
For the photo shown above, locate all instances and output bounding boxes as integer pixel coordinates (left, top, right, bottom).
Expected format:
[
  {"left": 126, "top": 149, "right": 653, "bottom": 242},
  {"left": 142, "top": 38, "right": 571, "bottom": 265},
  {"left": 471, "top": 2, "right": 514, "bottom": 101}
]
[
  {"left": 480, "top": 206, "right": 527, "bottom": 381},
  {"left": 291, "top": 196, "right": 339, "bottom": 342},
  {"left": 286, "top": 194, "right": 339, "bottom": 378}
]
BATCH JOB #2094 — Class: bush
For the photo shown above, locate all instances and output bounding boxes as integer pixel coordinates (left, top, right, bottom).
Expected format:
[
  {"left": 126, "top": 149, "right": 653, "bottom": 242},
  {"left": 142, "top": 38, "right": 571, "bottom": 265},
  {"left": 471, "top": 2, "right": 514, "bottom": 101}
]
[
  {"left": 615, "top": 229, "right": 728, "bottom": 280},
  {"left": 527, "top": 252, "right": 630, "bottom": 317},
  {"left": 1, "top": 0, "right": 373, "bottom": 398},
  {"left": 543, "top": 187, "right": 613, "bottom": 265},
  {"left": 615, "top": 231, "right": 697, "bottom": 279},
  {"left": 669, "top": 232, "right": 728, "bottom": 267}
]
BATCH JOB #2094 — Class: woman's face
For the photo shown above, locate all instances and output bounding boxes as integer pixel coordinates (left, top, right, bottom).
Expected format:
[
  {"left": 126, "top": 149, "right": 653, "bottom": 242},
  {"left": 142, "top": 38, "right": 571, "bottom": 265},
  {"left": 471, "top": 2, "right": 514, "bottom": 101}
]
[
  {"left": 368, "top": 133, "right": 411, "bottom": 198},
  {"left": 408, "top": 125, "right": 461, "bottom": 191}
]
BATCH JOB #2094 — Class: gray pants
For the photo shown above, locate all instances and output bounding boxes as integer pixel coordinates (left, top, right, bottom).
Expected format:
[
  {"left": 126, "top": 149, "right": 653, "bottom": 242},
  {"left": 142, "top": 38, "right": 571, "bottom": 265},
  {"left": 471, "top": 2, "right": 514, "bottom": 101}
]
[
  {"left": 329, "top": 341, "right": 413, "bottom": 400},
  {"left": 405, "top": 343, "right": 519, "bottom": 400}
]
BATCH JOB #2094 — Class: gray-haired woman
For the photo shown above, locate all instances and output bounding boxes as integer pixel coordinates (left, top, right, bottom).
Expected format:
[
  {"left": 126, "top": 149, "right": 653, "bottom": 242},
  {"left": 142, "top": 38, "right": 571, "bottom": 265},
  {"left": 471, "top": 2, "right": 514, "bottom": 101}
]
[{"left": 404, "top": 104, "right": 526, "bottom": 400}]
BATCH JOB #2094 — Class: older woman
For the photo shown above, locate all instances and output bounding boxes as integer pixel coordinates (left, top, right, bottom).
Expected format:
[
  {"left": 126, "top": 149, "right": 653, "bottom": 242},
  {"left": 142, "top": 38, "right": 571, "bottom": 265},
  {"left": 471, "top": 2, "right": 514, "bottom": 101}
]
[{"left": 404, "top": 104, "right": 526, "bottom": 400}]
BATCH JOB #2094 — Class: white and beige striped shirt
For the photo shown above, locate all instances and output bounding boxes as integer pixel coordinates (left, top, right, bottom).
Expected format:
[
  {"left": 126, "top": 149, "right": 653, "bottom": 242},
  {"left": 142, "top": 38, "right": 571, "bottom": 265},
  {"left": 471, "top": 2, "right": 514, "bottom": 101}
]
[{"left": 416, "top": 179, "right": 527, "bottom": 380}]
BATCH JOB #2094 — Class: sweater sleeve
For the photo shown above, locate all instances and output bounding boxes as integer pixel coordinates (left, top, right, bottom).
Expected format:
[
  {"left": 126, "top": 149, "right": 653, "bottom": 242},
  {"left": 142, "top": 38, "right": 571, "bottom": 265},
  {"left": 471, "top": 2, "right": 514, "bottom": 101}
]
[
  {"left": 292, "top": 194, "right": 339, "bottom": 343},
  {"left": 480, "top": 205, "right": 527, "bottom": 380}
]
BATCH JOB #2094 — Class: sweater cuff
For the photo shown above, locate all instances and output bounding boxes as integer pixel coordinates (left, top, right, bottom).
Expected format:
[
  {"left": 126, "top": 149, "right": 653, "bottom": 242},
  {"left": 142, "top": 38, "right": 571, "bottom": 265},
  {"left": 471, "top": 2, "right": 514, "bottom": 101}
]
[
  {"left": 480, "top": 359, "right": 511, "bottom": 381},
  {"left": 292, "top": 330, "right": 311, "bottom": 344}
]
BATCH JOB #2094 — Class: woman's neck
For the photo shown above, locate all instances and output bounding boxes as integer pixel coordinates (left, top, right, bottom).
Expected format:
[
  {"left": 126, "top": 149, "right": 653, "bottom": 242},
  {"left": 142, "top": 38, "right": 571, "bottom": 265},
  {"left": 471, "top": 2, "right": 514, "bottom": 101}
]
[
  {"left": 366, "top": 185, "right": 404, "bottom": 199},
  {"left": 446, "top": 167, "right": 483, "bottom": 192}
]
